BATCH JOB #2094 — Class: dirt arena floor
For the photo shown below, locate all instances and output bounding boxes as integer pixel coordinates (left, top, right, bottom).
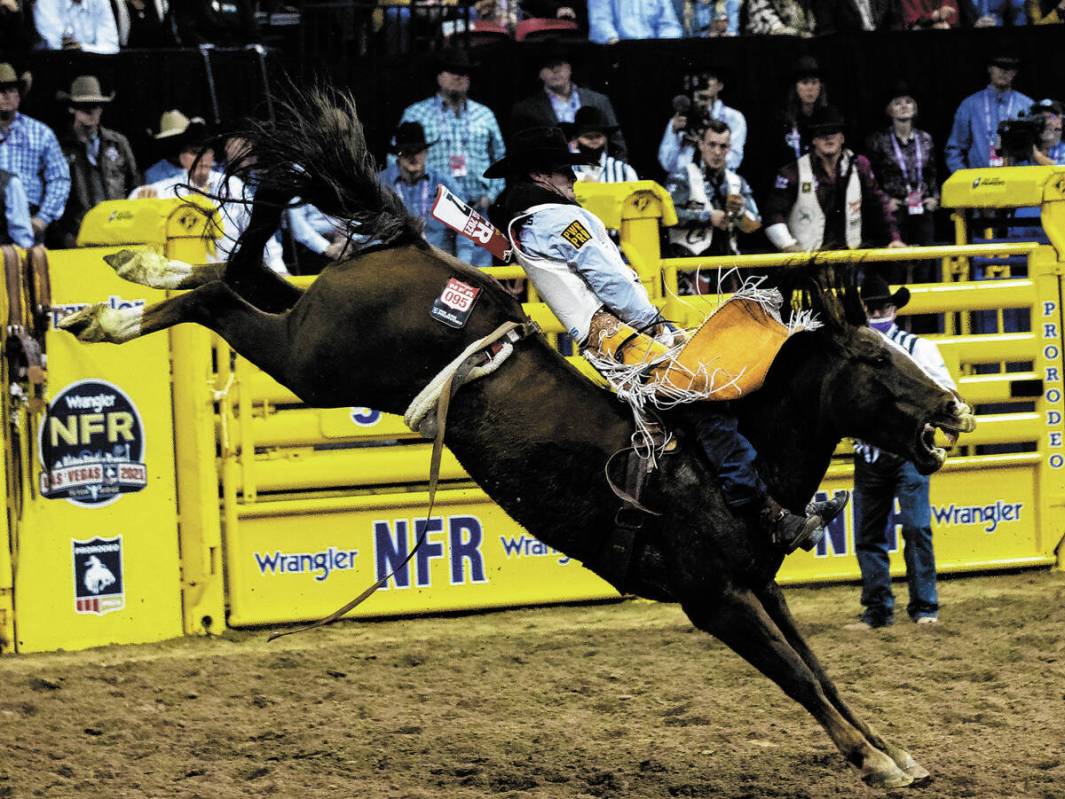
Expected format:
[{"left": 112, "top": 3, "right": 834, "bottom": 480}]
[{"left": 2, "top": 570, "right": 1063, "bottom": 799}]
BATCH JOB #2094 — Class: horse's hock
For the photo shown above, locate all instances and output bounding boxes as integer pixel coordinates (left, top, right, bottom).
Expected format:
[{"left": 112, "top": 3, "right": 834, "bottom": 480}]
[{"left": 1, "top": 173, "right": 1064, "bottom": 654}]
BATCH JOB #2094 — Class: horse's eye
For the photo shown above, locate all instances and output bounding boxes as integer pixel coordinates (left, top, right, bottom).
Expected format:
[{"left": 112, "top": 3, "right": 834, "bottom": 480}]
[{"left": 874, "top": 352, "right": 890, "bottom": 366}]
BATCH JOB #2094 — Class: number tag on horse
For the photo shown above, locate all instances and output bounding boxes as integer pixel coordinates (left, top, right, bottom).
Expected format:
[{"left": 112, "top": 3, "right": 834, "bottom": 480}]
[{"left": 431, "top": 277, "right": 481, "bottom": 329}]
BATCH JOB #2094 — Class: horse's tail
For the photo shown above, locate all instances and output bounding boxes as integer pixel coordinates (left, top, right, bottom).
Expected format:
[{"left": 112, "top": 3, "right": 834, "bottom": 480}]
[{"left": 220, "top": 84, "right": 422, "bottom": 280}]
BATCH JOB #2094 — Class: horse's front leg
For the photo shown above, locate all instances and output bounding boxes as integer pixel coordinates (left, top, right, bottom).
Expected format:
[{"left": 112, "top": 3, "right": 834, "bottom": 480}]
[
  {"left": 754, "top": 580, "right": 930, "bottom": 783},
  {"left": 682, "top": 589, "right": 912, "bottom": 790}
]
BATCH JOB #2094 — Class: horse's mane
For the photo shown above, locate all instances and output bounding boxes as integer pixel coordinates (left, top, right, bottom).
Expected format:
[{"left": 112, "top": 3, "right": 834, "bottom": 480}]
[
  {"left": 217, "top": 83, "right": 423, "bottom": 260},
  {"left": 766, "top": 264, "right": 867, "bottom": 330}
]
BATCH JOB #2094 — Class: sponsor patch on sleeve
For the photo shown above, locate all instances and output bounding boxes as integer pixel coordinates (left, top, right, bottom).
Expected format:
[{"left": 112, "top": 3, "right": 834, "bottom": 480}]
[
  {"left": 430, "top": 277, "right": 481, "bottom": 329},
  {"left": 561, "top": 219, "right": 592, "bottom": 249}
]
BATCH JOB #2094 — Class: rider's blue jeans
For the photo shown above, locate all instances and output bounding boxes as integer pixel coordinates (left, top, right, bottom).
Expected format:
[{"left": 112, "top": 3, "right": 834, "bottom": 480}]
[
  {"left": 853, "top": 453, "right": 939, "bottom": 624},
  {"left": 694, "top": 407, "right": 767, "bottom": 510}
]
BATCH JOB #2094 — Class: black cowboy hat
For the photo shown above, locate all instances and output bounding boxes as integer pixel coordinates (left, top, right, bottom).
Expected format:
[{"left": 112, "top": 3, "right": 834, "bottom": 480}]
[
  {"left": 791, "top": 55, "right": 823, "bottom": 81},
  {"left": 484, "top": 126, "right": 593, "bottom": 179},
  {"left": 436, "top": 47, "right": 477, "bottom": 75},
  {"left": 861, "top": 274, "right": 910, "bottom": 310},
  {"left": 807, "top": 105, "right": 847, "bottom": 137},
  {"left": 535, "top": 39, "right": 570, "bottom": 70},
  {"left": 684, "top": 65, "right": 731, "bottom": 91},
  {"left": 389, "top": 121, "right": 435, "bottom": 155},
  {"left": 984, "top": 46, "right": 1018, "bottom": 69},
  {"left": 884, "top": 79, "right": 918, "bottom": 106},
  {"left": 559, "top": 106, "right": 616, "bottom": 139}
]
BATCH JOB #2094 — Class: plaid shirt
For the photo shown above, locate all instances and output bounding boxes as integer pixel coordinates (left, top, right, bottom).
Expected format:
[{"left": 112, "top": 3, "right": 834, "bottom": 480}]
[
  {"left": 0, "top": 113, "right": 71, "bottom": 224},
  {"left": 398, "top": 94, "right": 505, "bottom": 204}
]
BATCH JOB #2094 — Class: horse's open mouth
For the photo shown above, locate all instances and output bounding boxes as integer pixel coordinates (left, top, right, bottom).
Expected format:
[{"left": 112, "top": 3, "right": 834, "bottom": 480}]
[{"left": 917, "top": 402, "right": 977, "bottom": 469}]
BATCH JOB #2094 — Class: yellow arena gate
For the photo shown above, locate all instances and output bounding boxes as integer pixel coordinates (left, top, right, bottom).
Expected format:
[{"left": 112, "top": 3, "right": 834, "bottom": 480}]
[{"left": 1, "top": 172, "right": 1063, "bottom": 653}]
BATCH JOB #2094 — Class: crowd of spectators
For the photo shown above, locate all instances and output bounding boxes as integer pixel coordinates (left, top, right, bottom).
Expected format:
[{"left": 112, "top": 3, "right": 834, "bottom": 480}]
[{"left": 1, "top": 0, "right": 1063, "bottom": 282}]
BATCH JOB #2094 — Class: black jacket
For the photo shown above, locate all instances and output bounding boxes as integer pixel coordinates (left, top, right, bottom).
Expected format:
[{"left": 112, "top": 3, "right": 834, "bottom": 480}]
[
  {"left": 814, "top": 0, "right": 901, "bottom": 32},
  {"left": 509, "top": 85, "right": 627, "bottom": 160}
]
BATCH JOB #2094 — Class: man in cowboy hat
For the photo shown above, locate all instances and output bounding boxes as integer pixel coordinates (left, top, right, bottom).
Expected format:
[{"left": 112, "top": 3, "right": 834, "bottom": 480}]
[
  {"left": 945, "top": 47, "right": 1034, "bottom": 172},
  {"left": 765, "top": 105, "right": 902, "bottom": 253},
  {"left": 397, "top": 47, "right": 505, "bottom": 267},
  {"left": 379, "top": 120, "right": 468, "bottom": 255},
  {"left": 846, "top": 274, "right": 955, "bottom": 630},
  {"left": 659, "top": 66, "right": 746, "bottom": 174},
  {"left": 0, "top": 63, "right": 70, "bottom": 245},
  {"left": 143, "top": 110, "right": 210, "bottom": 184},
  {"left": 486, "top": 126, "right": 846, "bottom": 553},
  {"left": 510, "top": 41, "right": 627, "bottom": 160},
  {"left": 57, "top": 75, "right": 139, "bottom": 248},
  {"left": 561, "top": 107, "right": 637, "bottom": 183}
]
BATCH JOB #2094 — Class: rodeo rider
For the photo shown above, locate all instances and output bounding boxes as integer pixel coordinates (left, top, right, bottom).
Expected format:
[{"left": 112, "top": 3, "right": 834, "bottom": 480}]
[{"left": 485, "top": 126, "right": 847, "bottom": 553}]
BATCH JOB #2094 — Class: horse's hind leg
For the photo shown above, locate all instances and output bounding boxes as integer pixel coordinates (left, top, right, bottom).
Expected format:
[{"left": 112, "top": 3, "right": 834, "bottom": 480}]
[
  {"left": 102, "top": 249, "right": 225, "bottom": 290},
  {"left": 683, "top": 590, "right": 912, "bottom": 789},
  {"left": 754, "top": 581, "right": 930, "bottom": 783},
  {"left": 59, "top": 281, "right": 294, "bottom": 383}
]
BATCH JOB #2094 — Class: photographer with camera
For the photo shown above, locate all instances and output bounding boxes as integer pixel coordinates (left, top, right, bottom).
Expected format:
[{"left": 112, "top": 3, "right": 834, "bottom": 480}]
[
  {"left": 665, "top": 119, "right": 760, "bottom": 292},
  {"left": 945, "top": 49, "right": 1034, "bottom": 173},
  {"left": 1026, "top": 99, "right": 1065, "bottom": 165},
  {"left": 658, "top": 68, "right": 747, "bottom": 175}
]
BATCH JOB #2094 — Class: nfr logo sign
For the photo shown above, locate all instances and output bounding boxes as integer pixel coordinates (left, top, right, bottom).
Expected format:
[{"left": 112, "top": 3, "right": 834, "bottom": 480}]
[
  {"left": 39, "top": 380, "right": 147, "bottom": 506},
  {"left": 373, "top": 515, "right": 487, "bottom": 588}
]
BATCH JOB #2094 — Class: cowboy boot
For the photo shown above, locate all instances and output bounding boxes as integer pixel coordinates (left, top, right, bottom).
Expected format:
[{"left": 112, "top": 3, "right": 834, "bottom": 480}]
[{"left": 760, "top": 491, "right": 850, "bottom": 553}]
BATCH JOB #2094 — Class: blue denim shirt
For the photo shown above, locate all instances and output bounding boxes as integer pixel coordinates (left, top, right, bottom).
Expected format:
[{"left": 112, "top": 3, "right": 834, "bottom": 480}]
[
  {"left": 945, "top": 86, "right": 1034, "bottom": 172},
  {"left": 588, "top": 0, "right": 683, "bottom": 43},
  {"left": 3, "top": 172, "right": 34, "bottom": 247}
]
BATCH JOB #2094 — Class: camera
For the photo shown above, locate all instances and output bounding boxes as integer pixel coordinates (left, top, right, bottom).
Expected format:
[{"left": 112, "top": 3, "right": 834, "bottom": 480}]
[{"left": 997, "top": 114, "right": 1047, "bottom": 164}]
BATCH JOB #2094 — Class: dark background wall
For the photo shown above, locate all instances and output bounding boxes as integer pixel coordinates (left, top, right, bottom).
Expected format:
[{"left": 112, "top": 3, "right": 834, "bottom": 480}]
[{"left": 14, "top": 25, "right": 1065, "bottom": 201}]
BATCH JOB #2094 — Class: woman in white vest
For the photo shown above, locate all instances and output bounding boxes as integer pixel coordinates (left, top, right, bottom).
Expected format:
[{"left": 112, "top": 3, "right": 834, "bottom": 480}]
[{"left": 764, "top": 106, "right": 903, "bottom": 254}]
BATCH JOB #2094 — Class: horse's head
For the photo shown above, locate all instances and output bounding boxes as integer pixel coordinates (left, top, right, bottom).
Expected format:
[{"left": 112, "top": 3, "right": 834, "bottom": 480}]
[
  {"left": 769, "top": 265, "right": 975, "bottom": 474},
  {"left": 823, "top": 325, "right": 975, "bottom": 473}
]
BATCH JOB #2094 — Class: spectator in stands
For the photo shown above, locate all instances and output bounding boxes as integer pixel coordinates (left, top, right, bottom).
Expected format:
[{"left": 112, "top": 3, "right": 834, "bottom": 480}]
[
  {"left": 665, "top": 119, "right": 760, "bottom": 292},
  {"left": 143, "top": 111, "right": 207, "bottom": 184},
  {"left": 1028, "top": 98, "right": 1065, "bottom": 165},
  {"left": 865, "top": 81, "right": 939, "bottom": 264},
  {"left": 287, "top": 201, "right": 346, "bottom": 273},
  {"left": 972, "top": 0, "right": 1026, "bottom": 24},
  {"left": 765, "top": 106, "right": 901, "bottom": 252},
  {"left": 510, "top": 41, "right": 627, "bottom": 159},
  {"left": 112, "top": 0, "right": 176, "bottom": 47},
  {"left": 130, "top": 126, "right": 286, "bottom": 272},
  {"left": 660, "top": 68, "right": 746, "bottom": 174},
  {"left": 398, "top": 47, "right": 505, "bottom": 267},
  {"left": 846, "top": 275, "right": 953, "bottom": 630},
  {"left": 672, "top": 0, "right": 742, "bottom": 36},
  {"left": 1028, "top": 0, "right": 1065, "bottom": 22},
  {"left": 944, "top": 49, "right": 1034, "bottom": 172},
  {"left": 56, "top": 75, "right": 139, "bottom": 248},
  {"left": 562, "top": 107, "right": 638, "bottom": 182},
  {"left": 746, "top": 0, "right": 816, "bottom": 35},
  {"left": 1, "top": 0, "right": 37, "bottom": 53},
  {"left": 0, "top": 64, "right": 70, "bottom": 245},
  {"left": 34, "top": 0, "right": 120, "bottom": 53},
  {"left": 775, "top": 55, "right": 827, "bottom": 167},
  {"left": 0, "top": 169, "right": 35, "bottom": 248},
  {"left": 901, "top": 0, "right": 974, "bottom": 27},
  {"left": 588, "top": 0, "right": 683, "bottom": 43},
  {"left": 815, "top": 0, "right": 901, "bottom": 30},
  {"left": 380, "top": 121, "right": 470, "bottom": 254}
]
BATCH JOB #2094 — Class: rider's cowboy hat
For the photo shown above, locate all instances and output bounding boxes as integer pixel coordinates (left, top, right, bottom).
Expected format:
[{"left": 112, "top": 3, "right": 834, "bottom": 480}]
[
  {"left": 806, "top": 105, "right": 847, "bottom": 137},
  {"left": 483, "top": 126, "right": 594, "bottom": 179},
  {"left": 389, "top": 121, "right": 436, "bottom": 156},
  {"left": 57, "top": 75, "right": 115, "bottom": 105},
  {"left": 860, "top": 274, "right": 910, "bottom": 310},
  {"left": 0, "top": 63, "right": 31, "bottom": 95},
  {"left": 559, "top": 106, "right": 617, "bottom": 139},
  {"left": 151, "top": 109, "right": 208, "bottom": 140}
]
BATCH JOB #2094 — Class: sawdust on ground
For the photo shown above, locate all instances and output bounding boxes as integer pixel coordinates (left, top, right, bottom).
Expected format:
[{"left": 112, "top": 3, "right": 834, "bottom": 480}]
[{"left": 2, "top": 570, "right": 1064, "bottom": 799}]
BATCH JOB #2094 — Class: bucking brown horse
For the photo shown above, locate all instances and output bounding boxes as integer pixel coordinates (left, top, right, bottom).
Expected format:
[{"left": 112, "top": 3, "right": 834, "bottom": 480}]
[{"left": 60, "top": 90, "right": 976, "bottom": 790}]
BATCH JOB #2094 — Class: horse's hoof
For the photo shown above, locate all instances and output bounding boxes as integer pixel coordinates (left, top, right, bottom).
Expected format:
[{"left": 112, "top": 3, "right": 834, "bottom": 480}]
[
  {"left": 57, "top": 303, "right": 141, "bottom": 343},
  {"left": 104, "top": 248, "right": 193, "bottom": 289},
  {"left": 861, "top": 767, "right": 914, "bottom": 790},
  {"left": 887, "top": 747, "right": 931, "bottom": 784},
  {"left": 903, "top": 762, "right": 931, "bottom": 784},
  {"left": 102, "top": 249, "right": 137, "bottom": 270}
]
